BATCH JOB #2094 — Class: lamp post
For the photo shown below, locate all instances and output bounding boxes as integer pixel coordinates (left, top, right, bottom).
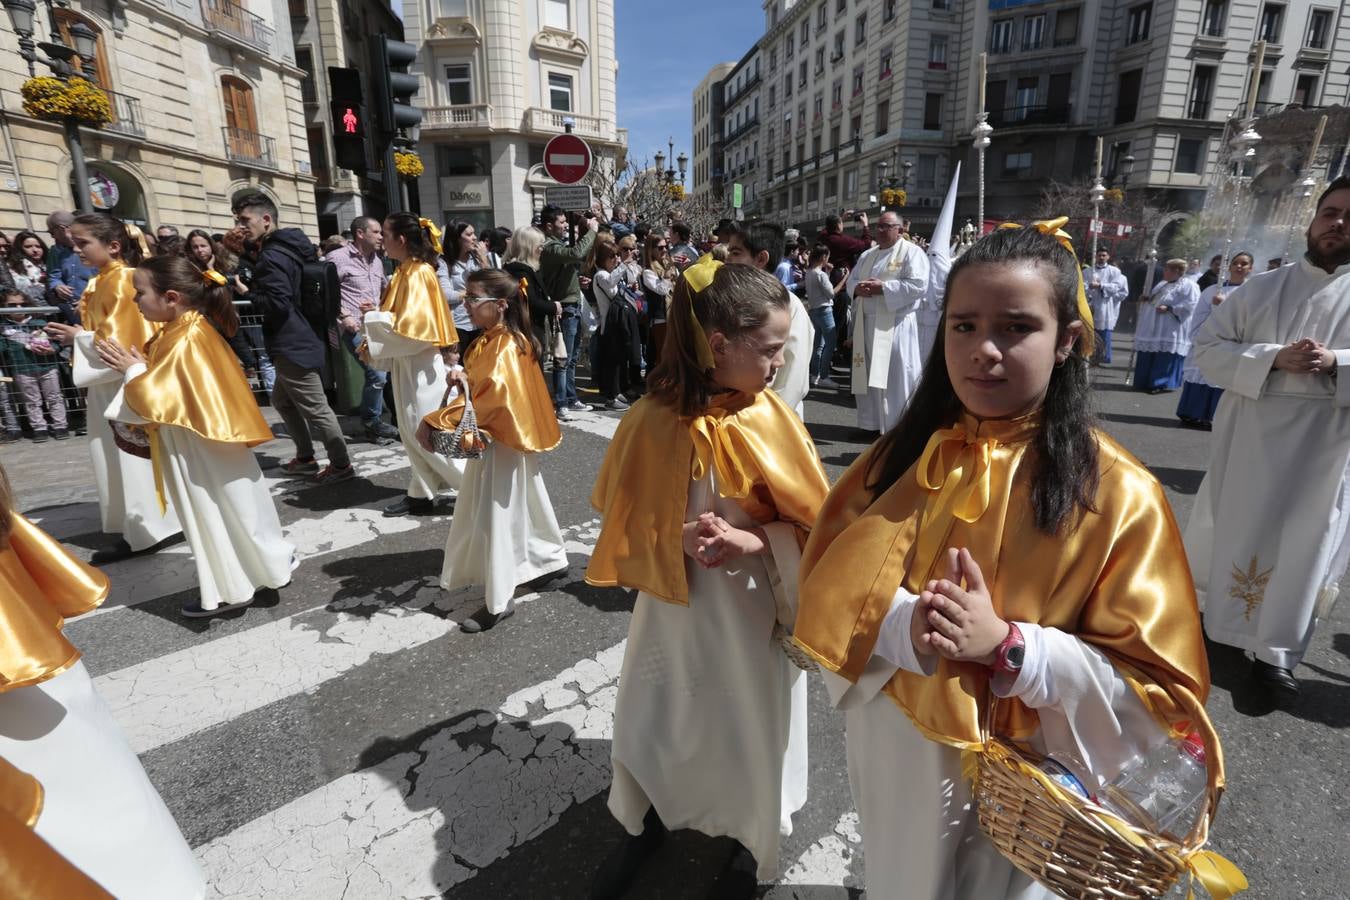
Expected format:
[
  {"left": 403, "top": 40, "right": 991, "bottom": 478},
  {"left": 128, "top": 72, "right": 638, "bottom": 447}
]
[
  {"left": 971, "top": 50, "right": 992, "bottom": 233},
  {"left": 1089, "top": 136, "right": 1106, "bottom": 259},
  {"left": 2, "top": 0, "right": 97, "bottom": 213}
]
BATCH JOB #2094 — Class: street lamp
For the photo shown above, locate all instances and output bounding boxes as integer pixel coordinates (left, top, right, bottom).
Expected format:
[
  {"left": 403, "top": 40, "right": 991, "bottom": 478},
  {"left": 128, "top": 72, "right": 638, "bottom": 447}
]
[
  {"left": 653, "top": 149, "right": 666, "bottom": 177},
  {"left": 901, "top": 159, "right": 913, "bottom": 190},
  {"left": 2, "top": 0, "right": 97, "bottom": 212},
  {"left": 676, "top": 151, "right": 688, "bottom": 185}
]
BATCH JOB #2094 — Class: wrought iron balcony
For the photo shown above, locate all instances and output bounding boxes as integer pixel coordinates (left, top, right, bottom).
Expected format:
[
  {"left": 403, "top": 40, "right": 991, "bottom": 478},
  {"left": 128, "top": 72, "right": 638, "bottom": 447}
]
[
  {"left": 421, "top": 104, "right": 492, "bottom": 130},
  {"left": 201, "top": 0, "right": 274, "bottom": 52},
  {"left": 990, "top": 104, "right": 1071, "bottom": 127},
  {"left": 222, "top": 126, "right": 277, "bottom": 169},
  {"left": 102, "top": 90, "right": 145, "bottom": 138}
]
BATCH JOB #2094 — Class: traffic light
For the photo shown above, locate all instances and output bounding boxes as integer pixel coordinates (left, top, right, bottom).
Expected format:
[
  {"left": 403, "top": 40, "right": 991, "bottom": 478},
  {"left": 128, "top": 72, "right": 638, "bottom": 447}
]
[
  {"left": 328, "top": 66, "right": 367, "bottom": 173},
  {"left": 369, "top": 35, "right": 422, "bottom": 139}
]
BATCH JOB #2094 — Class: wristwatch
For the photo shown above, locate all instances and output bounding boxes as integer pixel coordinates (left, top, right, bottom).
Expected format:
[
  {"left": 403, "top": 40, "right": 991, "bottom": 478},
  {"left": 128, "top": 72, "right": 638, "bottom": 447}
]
[{"left": 990, "top": 622, "right": 1025, "bottom": 678}]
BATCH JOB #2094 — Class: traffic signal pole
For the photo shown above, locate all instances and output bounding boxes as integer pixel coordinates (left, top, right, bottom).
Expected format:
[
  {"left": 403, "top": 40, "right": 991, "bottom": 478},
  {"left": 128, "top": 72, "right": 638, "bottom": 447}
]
[{"left": 370, "top": 35, "right": 422, "bottom": 214}]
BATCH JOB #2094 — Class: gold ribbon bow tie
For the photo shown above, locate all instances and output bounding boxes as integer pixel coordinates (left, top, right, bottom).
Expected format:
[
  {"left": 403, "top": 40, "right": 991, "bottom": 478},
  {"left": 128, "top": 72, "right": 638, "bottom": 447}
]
[
  {"left": 917, "top": 424, "right": 995, "bottom": 524},
  {"left": 689, "top": 410, "right": 754, "bottom": 500},
  {"left": 998, "top": 216, "right": 1095, "bottom": 357},
  {"left": 418, "top": 218, "right": 444, "bottom": 255},
  {"left": 202, "top": 268, "right": 227, "bottom": 286}
]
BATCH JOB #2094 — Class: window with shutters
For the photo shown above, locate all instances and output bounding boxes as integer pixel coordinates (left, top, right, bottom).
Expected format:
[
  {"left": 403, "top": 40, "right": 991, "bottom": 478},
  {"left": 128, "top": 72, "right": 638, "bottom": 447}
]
[
  {"left": 54, "top": 10, "right": 111, "bottom": 88},
  {"left": 221, "top": 76, "right": 260, "bottom": 157}
]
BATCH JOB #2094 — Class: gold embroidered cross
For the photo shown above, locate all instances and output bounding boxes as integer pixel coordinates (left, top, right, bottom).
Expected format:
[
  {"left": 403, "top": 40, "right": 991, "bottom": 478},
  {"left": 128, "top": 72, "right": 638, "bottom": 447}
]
[{"left": 1229, "top": 555, "right": 1274, "bottom": 621}]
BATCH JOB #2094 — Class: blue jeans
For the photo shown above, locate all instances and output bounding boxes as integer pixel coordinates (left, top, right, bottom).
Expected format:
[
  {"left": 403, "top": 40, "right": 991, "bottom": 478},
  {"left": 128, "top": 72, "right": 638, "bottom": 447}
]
[
  {"left": 808, "top": 305, "right": 838, "bottom": 381},
  {"left": 553, "top": 308, "right": 581, "bottom": 406},
  {"left": 344, "top": 329, "right": 388, "bottom": 425}
]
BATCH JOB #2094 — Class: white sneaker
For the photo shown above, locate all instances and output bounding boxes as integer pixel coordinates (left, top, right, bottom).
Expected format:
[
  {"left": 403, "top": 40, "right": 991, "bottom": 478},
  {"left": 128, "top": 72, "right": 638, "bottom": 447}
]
[{"left": 814, "top": 377, "right": 842, "bottom": 390}]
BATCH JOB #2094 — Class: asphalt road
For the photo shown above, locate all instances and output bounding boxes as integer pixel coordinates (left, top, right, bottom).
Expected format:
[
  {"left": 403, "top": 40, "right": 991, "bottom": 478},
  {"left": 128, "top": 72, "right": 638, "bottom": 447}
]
[{"left": 6, "top": 327, "right": 1348, "bottom": 900}]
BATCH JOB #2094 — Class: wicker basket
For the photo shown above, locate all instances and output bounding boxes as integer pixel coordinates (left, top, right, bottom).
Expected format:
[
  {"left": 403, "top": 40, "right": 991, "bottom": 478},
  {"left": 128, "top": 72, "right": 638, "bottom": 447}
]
[{"left": 973, "top": 699, "right": 1203, "bottom": 900}]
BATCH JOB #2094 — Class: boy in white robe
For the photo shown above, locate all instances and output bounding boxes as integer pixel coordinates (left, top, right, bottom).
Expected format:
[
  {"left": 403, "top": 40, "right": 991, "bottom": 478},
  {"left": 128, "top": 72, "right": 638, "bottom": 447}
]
[{"left": 1083, "top": 248, "right": 1128, "bottom": 364}]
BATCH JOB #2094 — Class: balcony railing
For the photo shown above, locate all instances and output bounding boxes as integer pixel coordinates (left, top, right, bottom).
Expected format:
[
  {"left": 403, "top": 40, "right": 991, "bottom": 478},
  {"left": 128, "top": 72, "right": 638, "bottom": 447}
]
[
  {"left": 202, "top": 0, "right": 274, "bottom": 52},
  {"left": 723, "top": 72, "right": 761, "bottom": 107},
  {"left": 222, "top": 126, "right": 277, "bottom": 168},
  {"left": 524, "top": 107, "right": 617, "bottom": 142},
  {"left": 990, "top": 104, "right": 1071, "bottom": 127},
  {"left": 102, "top": 90, "right": 145, "bottom": 138},
  {"left": 421, "top": 104, "right": 492, "bottom": 130}
]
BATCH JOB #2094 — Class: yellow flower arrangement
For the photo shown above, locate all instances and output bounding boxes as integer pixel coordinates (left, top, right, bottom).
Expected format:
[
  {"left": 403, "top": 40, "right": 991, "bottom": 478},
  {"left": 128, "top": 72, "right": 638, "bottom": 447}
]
[
  {"left": 881, "top": 187, "right": 907, "bottom": 207},
  {"left": 666, "top": 183, "right": 685, "bottom": 201},
  {"left": 394, "top": 150, "right": 424, "bottom": 179},
  {"left": 21, "top": 76, "right": 112, "bottom": 125},
  {"left": 1104, "top": 187, "right": 1125, "bottom": 203}
]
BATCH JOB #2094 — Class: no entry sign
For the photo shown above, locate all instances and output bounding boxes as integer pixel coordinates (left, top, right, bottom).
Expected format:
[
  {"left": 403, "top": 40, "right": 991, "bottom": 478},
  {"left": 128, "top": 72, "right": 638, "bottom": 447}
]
[{"left": 543, "top": 133, "right": 592, "bottom": 184}]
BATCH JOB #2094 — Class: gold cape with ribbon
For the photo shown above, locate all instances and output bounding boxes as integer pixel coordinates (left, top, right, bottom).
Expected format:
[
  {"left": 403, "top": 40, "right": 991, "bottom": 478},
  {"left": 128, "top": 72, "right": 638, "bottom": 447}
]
[
  {"left": 585, "top": 389, "right": 829, "bottom": 605},
  {"left": 794, "top": 413, "right": 1222, "bottom": 796},
  {"left": 125, "top": 310, "right": 274, "bottom": 447},
  {"left": 422, "top": 324, "right": 560, "bottom": 453},
  {"left": 78, "top": 262, "right": 158, "bottom": 350},
  {"left": 381, "top": 260, "right": 460, "bottom": 347},
  {"left": 0, "top": 514, "right": 109, "bottom": 693},
  {"left": 0, "top": 756, "right": 114, "bottom": 898}
]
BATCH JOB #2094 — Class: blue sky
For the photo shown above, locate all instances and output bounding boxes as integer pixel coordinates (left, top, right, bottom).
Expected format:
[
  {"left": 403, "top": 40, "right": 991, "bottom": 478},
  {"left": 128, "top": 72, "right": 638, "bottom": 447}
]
[{"left": 615, "top": 1, "right": 763, "bottom": 191}]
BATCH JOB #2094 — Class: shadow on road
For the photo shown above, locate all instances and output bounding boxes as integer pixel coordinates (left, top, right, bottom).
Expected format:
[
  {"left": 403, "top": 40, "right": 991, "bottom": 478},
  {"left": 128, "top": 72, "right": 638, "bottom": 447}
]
[{"left": 1145, "top": 466, "right": 1206, "bottom": 496}]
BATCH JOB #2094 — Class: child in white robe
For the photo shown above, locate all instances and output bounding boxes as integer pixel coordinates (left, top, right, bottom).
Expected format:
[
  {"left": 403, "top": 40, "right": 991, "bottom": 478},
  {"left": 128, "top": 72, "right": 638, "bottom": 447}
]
[{"left": 96, "top": 256, "right": 294, "bottom": 618}]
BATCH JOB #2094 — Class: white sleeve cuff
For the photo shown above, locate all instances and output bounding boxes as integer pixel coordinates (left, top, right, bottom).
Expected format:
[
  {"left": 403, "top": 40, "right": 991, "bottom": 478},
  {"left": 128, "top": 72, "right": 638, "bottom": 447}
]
[
  {"left": 874, "top": 588, "right": 939, "bottom": 676},
  {"left": 1335, "top": 349, "right": 1350, "bottom": 407},
  {"left": 123, "top": 361, "right": 148, "bottom": 382}
]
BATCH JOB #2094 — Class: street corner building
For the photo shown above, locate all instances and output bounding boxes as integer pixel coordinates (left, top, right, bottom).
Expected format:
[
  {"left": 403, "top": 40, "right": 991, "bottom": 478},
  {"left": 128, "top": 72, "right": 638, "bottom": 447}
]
[{"left": 0, "top": 0, "right": 319, "bottom": 236}]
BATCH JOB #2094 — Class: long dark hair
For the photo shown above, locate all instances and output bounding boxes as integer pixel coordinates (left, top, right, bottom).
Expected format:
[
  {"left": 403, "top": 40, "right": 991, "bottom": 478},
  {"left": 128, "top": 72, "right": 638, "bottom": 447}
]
[
  {"left": 183, "top": 228, "right": 238, "bottom": 273},
  {"left": 866, "top": 226, "right": 1099, "bottom": 535},
  {"left": 73, "top": 212, "right": 143, "bottom": 266},
  {"left": 445, "top": 220, "right": 475, "bottom": 263},
  {"left": 137, "top": 254, "right": 239, "bottom": 337},
  {"left": 6, "top": 230, "right": 47, "bottom": 270},
  {"left": 384, "top": 212, "right": 441, "bottom": 267},
  {"left": 465, "top": 268, "right": 542, "bottom": 359},
  {"left": 648, "top": 263, "right": 788, "bottom": 416}
]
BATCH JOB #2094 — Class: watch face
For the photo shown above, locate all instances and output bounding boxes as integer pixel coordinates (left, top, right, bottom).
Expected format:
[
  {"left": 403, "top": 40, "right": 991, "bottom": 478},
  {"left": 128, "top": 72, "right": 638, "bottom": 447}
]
[{"left": 1005, "top": 645, "right": 1025, "bottom": 668}]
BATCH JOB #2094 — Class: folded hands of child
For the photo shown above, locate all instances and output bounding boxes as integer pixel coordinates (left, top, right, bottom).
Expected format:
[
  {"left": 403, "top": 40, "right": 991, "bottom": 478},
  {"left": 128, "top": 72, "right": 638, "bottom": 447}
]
[
  {"left": 95, "top": 338, "right": 144, "bottom": 373},
  {"left": 682, "top": 512, "right": 766, "bottom": 569},
  {"left": 911, "top": 547, "right": 1011, "bottom": 666}
]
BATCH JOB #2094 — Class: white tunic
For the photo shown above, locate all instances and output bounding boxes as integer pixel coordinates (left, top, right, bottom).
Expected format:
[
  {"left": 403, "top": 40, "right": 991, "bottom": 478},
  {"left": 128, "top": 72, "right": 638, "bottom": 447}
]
[
  {"left": 1181, "top": 284, "right": 1226, "bottom": 385},
  {"left": 1185, "top": 259, "right": 1350, "bottom": 667},
  {"left": 608, "top": 474, "right": 808, "bottom": 879},
  {"left": 0, "top": 662, "right": 205, "bottom": 899},
  {"left": 827, "top": 590, "right": 1167, "bottom": 900},
  {"left": 363, "top": 313, "right": 465, "bottom": 500},
  {"left": 440, "top": 442, "right": 567, "bottom": 614},
  {"left": 1134, "top": 278, "right": 1200, "bottom": 355},
  {"left": 72, "top": 333, "right": 181, "bottom": 550},
  {"left": 1083, "top": 263, "right": 1129, "bottom": 331},
  {"left": 846, "top": 241, "right": 931, "bottom": 432},
  {"left": 770, "top": 291, "right": 814, "bottom": 418},
  {"left": 108, "top": 364, "right": 295, "bottom": 610}
]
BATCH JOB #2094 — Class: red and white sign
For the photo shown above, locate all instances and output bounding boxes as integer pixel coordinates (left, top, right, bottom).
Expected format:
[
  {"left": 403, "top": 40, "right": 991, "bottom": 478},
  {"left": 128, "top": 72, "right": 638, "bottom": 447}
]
[{"left": 543, "top": 133, "right": 592, "bottom": 184}]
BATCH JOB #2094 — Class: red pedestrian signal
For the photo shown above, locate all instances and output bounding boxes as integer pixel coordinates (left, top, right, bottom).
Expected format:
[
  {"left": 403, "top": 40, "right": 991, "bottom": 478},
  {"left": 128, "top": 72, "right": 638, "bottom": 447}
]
[{"left": 343, "top": 107, "right": 358, "bottom": 134}]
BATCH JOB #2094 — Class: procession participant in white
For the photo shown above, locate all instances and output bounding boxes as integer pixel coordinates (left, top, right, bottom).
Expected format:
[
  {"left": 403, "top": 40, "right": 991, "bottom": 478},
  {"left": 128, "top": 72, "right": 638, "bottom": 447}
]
[
  {"left": 795, "top": 223, "right": 1231, "bottom": 900},
  {"left": 419, "top": 268, "right": 567, "bottom": 634},
  {"left": 1132, "top": 258, "right": 1200, "bottom": 393},
  {"left": 845, "top": 211, "right": 931, "bottom": 434},
  {"left": 1083, "top": 247, "right": 1129, "bottom": 364},
  {"left": 726, "top": 222, "right": 815, "bottom": 417},
  {"left": 1185, "top": 177, "right": 1350, "bottom": 700},
  {"left": 97, "top": 257, "right": 295, "bottom": 618},
  {"left": 0, "top": 465, "right": 205, "bottom": 897},
  {"left": 44, "top": 213, "right": 180, "bottom": 564},
  {"left": 919, "top": 161, "right": 961, "bottom": 366},
  {"left": 1176, "top": 251, "right": 1253, "bottom": 428},
  {"left": 585, "top": 260, "right": 829, "bottom": 900},
  {"left": 363, "top": 213, "right": 464, "bottom": 518}
]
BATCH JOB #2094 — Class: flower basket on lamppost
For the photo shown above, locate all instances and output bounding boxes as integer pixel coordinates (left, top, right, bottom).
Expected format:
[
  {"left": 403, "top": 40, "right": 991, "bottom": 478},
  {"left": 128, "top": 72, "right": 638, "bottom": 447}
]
[
  {"left": 393, "top": 150, "right": 424, "bottom": 179},
  {"left": 20, "top": 75, "right": 112, "bottom": 125}
]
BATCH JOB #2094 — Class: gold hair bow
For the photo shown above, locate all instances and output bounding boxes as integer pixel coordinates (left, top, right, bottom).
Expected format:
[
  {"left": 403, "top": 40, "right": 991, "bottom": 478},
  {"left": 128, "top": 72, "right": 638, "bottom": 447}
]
[
  {"left": 418, "top": 218, "right": 444, "bottom": 255},
  {"left": 998, "top": 216, "right": 1095, "bottom": 357},
  {"left": 202, "top": 268, "right": 228, "bottom": 286},
  {"left": 679, "top": 253, "right": 720, "bottom": 373}
]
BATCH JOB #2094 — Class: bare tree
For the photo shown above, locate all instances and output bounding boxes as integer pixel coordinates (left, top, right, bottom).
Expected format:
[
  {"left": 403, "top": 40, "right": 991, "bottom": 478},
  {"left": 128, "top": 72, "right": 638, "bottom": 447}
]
[
  {"left": 1032, "top": 177, "right": 1177, "bottom": 259},
  {"left": 586, "top": 157, "right": 728, "bottom": 240}
]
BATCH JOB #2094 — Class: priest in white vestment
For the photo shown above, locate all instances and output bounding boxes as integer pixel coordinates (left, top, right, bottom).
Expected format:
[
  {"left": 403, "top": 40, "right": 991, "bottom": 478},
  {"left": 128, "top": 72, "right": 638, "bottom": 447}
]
[
  {"left": 845, "top": 212, "right": 931, "bottom": 434},
  {"left": 1083, "top": 248, "right": 1129, "bottom": 364},
  {"left": 1185, "top": 177, "right": 1350, "bottom": 699}
]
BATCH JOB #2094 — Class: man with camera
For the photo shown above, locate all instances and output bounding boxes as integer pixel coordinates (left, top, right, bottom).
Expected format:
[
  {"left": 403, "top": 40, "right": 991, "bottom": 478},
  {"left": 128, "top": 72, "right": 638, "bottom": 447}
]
[{"left": 539, "top": 205, "right": 600, "bottom": 421}]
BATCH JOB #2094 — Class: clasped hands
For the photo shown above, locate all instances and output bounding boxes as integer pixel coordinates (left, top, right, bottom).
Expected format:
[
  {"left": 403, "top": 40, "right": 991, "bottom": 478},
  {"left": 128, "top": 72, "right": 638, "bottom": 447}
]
[
  {"left": 95, "top": 338, "right": 143, "bottom": 373},
  {"left": 1273, "top": 338, "right": 1337, "bottom": 375},
  {"left": 681, "top": 512, "right": 766, "bottom": 569},
  {"left": 910, "top": 547, "right": 1010, "bottom": 666}
]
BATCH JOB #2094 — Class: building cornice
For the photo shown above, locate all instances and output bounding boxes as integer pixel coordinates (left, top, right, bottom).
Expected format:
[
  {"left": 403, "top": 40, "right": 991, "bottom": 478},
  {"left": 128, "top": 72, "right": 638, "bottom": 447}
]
[
  {"left": 425, "top": 16, "right": 483, "bottom": 48},
  {"left": 531, "top": 27, "right": 589, "bottom": 66}
]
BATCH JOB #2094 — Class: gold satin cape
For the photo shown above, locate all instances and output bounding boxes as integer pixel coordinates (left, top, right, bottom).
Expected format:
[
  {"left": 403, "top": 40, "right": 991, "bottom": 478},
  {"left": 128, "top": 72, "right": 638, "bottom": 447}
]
[
  {"left": 0, "top": 756, "right": 114, "bottom": 898},
  {"left": 78, "top": 262, "right": 157, "bottom": 350},
  {"left": 794, "top": 413, "right": 1224, "bottom": 800},
  {"left": 0, "top": 514, "right": 109, "bottom": 693},
  {"left": 586, "top": 389, "right": 829, "bottom": 606},
  {"left": 381, "top": 260, "right": 460, "bottom": 346},
  {"left": 125, "top": 310, "right": 274, "bottom": 446},
  {"left": 422, "top": 325, "right": 560, "bottom": 453}
]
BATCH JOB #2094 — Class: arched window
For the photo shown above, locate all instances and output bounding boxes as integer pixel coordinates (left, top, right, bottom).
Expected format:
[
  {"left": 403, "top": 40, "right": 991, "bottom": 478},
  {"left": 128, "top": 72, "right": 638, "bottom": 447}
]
[
  {"left": 54, "top": 10, "right": 111, "bottom": 88},
  {"left": 221, "top": 76, "right": 260, "bottom": 158}
]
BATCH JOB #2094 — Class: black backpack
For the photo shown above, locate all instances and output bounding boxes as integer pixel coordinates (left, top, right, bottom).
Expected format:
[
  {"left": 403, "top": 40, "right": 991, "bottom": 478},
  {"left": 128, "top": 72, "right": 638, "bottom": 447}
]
[{"left": 275, "top": 243, "right": 341, "bottom": 336}]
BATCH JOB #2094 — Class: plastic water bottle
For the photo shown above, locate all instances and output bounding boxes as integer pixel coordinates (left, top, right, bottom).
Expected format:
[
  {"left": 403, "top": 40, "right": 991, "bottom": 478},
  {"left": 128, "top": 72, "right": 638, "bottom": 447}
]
[{"left": 1098, "top": 732, "right": 1209, "bottom": 841}]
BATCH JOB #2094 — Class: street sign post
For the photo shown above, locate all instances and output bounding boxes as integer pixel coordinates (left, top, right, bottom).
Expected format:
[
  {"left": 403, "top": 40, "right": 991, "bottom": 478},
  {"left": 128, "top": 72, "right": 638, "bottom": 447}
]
[
  {"left": 543, "top": 133, "right": 593, "bottom": 184},
  {"left": 544, "top": 185, "right": 594, "bottom": 211}
]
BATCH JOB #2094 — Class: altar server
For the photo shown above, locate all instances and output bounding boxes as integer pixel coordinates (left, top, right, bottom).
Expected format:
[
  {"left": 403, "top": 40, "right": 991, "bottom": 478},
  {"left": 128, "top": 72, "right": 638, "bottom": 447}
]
[
  {"left": 845, "top": 210, "right": 931, "bottom": 435},
  {"left": 1176, "top": 251, "right": 1252, "bottom": 428},
  {"left": 420, "top": 269, "right": 567, "bottom": 633},
  {"left": 1083, "top": 247, "right": 1129, "bottom": 364},
  {"left": 96, "top": 256, "right": 294, "bottom": 618},
  {"left": 585, "top": 259, "right": 829, "bottom": 899},
  {"left": 795, "top": 223, "right": 1228, "bottom": 900},
  {"left": 1132, "top": 258, "right": 1200, "bottom": 392},
  {"left": 366, "top": 213, "right": 464, "bottom": 517}
]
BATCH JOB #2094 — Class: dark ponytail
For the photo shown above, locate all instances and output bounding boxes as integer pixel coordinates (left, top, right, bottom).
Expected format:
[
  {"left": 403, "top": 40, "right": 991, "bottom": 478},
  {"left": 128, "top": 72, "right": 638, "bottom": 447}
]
[
  {"left": 73, "top": 212, "right": 143, "bottom": 266},
  {"left": 137, "top": 254, "right": 239, "bottom": 337},
  {"left": 384, "top": 212, "right": 441, "bottom": 267}
]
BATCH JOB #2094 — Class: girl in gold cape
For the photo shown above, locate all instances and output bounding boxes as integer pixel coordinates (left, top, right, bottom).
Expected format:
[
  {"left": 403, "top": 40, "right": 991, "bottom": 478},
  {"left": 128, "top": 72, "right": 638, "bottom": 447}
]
[
  {"left": 0, "top": 465, "right": 205, "bottom": 897},
  {"left": 584, "top": 259, "right": 830, "bottom": 899},
  {"left": 419, "top": 268, "right": 567, "bottom": 633},
  {"left": 794, "top": 225, "right": 1237, "bottom": 899},
  {"left": 364, "top": 213, "right": 465, "bottom": 516},
  {"left": 45, "top": 213, "right": 181, "bottom": 562},
  {"left": 96, "top": 256, "right": 295, "bottom": 618}
]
